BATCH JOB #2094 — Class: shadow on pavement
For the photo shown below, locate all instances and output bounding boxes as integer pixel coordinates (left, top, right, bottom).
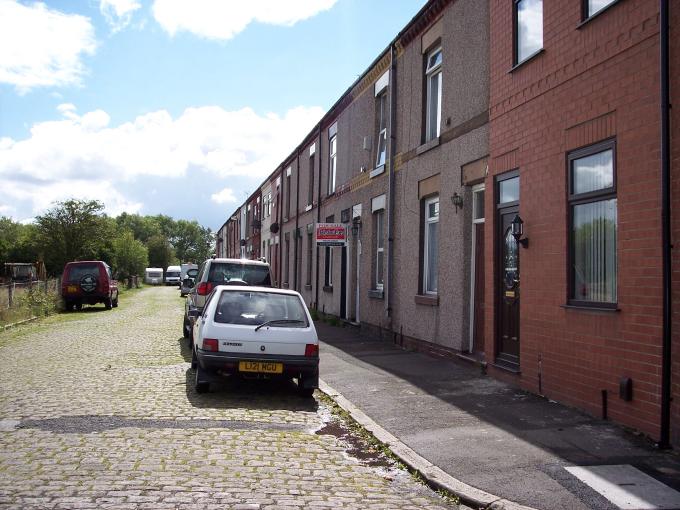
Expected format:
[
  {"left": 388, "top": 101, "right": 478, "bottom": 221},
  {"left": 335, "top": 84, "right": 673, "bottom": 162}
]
[
  {"left": 177, "top": 336, "right": 191, "bottom": 363},
  {"left": 183, "top": 369, "right": 318, "bottom": 414}
]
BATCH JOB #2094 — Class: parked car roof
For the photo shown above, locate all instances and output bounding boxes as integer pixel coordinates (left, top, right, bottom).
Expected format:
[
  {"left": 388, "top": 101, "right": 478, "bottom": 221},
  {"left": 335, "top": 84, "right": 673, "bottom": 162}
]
[
  {"left": 211, "top": 258, "right": 269, "bottom": 267},
  {"left": 212, "top": 285, "right": 300, "bottom": 296}
]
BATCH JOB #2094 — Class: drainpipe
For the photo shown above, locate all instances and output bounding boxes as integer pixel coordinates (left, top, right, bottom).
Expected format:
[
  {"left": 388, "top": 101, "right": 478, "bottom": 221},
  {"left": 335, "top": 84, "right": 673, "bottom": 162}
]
[
  {"left": 659, "top": 0, "right": 672, "bottom": 450},
  {"left": 315, "top": 125, "right": 323, "bottom": 310},
  {"left": 294, "top": 150, "right": 301, "bottom": 292},
  {"left": 386, "top": 43, "right": 397, "bottom": 320}
]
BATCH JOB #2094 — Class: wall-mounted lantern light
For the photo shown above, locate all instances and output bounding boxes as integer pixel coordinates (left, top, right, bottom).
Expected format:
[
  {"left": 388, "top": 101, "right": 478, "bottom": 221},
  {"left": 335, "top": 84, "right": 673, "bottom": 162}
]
[
  {"left": 511, "top": 214, "right": 529, "bottom": 248},
  {"left": 351, "top": 216, "right": 362, "bottom": 236},
  {"left": 451, "top": 192, "right": 464, "bottom": 213}
]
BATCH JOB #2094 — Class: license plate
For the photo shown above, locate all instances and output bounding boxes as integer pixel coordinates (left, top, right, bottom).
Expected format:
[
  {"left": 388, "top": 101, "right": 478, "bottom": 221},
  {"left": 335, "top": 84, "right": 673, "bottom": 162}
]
[
  {"left": 67, "top": 285, "right": 78, "bottom": 293},
  {"left": 239, "top": 361, "right": 283, "bottom": 374}
]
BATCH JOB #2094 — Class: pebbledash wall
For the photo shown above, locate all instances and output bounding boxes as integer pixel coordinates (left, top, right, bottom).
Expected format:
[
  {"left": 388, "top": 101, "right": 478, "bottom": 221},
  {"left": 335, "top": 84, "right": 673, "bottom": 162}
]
[{"left": 217, "top": 0, "right": 678, "bottom": 446}]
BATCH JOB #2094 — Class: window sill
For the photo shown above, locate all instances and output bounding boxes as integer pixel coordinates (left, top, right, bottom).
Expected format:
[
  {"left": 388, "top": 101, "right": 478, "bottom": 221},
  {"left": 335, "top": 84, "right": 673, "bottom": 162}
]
[
  {"left": 370, "top": 165, "right": 385, "bottom": 178},
  {"left": 304, "top": 205, "right": 313, "bottom": 212},
  {"left": 414, "top": 294, "right": 439, "bottom": 306},
  {"left": 577, "top": 0, "right": 621, "bottom": 29},
  {"left": 282, "top": 282, "right": 289, "bottom": 289},
  {"left": 561, "top": 304, "right": 620, "bottom": 312},
  {"left": 323, "top": 285, "right": 333, "bottom": 293},
  {"left": 416, "top": 137, "right": 440, "bottom": 156},
  {"left": 304, "top": 284, "right": 312, "bottom": 290},
  {"left": 508, "top": 48, "right": 544, "bottom": 73},
  {"left": 368, "top": 289, "right": 384, "bottom": 300}
]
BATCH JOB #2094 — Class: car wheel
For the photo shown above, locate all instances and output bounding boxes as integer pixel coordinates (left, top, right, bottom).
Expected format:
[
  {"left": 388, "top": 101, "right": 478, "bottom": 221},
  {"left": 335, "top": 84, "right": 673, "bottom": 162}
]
[
  {"left": 75, "top": 303, "right": 83, "bottom": 311},
  {"left": 297, "top": 373, "right": 317, "bottom": 398},
  {"left": 191, "top": 348, "right": 198, "bottom": 370},
  {"left": 105, "top": 297, "right": 112, "bottom": 310},
  {"left": 183, "top": 316, "right": 191, "bottom": 339},
  {"left": 112, "top": 294, "right": 119, "bottom": 308},
  {"left": 194, "top": 365, "right": 209, "bottom": 394}
]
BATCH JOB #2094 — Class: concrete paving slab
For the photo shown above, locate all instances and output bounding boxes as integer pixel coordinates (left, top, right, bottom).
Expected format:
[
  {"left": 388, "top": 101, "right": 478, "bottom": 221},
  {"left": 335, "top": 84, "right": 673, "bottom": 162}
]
[{"left": 565, "top": 465, "right": 680, "bottom": 509}]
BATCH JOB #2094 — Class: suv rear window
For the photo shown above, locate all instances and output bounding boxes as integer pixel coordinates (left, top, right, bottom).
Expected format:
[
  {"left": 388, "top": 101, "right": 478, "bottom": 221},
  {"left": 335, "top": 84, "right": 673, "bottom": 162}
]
[
  {"left": 208, "top": 262, "right": 271, "bottom": 286},
  {"left": 66, "top": 264, "right": 100, "bottom": 281}
]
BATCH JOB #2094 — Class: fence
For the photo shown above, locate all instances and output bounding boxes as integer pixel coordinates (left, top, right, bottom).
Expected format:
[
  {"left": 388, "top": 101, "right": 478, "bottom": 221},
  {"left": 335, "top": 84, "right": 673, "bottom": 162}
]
[{"left": 0, "top": 279, "right": 61, "bottom": 327}]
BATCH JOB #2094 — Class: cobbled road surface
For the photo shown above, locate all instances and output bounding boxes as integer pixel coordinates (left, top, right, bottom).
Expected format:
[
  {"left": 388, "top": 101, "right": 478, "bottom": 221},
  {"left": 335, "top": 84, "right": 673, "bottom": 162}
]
[{"left": 0, "top": 286, "right": 458, "bottom": 510}]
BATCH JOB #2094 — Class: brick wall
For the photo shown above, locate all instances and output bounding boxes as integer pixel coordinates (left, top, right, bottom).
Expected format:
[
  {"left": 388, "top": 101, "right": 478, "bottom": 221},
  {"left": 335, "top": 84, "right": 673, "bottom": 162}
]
[{"left": 488, "top": 0, "right": 665, "bottom": 440}]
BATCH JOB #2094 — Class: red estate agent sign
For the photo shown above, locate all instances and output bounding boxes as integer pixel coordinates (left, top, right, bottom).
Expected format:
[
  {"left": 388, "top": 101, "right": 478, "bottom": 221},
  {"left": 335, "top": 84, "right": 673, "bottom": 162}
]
[{"left": 315, "top": 223, "right": 346, "bottom": 247}]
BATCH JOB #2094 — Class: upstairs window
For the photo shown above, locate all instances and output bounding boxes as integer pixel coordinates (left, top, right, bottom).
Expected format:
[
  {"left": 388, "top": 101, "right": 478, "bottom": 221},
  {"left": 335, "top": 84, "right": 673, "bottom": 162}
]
[
  {"left": 514, "top": 0, "right": 543, "bottom": 65},
  {"left": 584, "top": 0, "right": 616, "bottom": 18},
  {"left": 308, "top": 154, "right": 315, "bottom": 206},
  {"left": 375, "top": 92, "right": 388, "bottom": 168},
  {"left": 329, "top": 135, "right": 337, "bottom": 194},
  {"left": 425, "top": 47, "right": 442, "bottom": 142},
  {"left": 569, "top": 140, "right": 617, "bottom": 306}
]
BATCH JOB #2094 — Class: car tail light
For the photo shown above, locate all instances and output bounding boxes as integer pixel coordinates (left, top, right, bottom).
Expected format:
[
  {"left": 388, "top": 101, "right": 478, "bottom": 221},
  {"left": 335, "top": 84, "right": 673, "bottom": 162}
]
[
  {"left": 305, "top": 344, "right": 319, "bottom": 357},
  {"left": 197, "top": 282, "right": 214, "bottom": 295},
  {"left": 202, "top": 338, "right": 218, "bottom": 352}
]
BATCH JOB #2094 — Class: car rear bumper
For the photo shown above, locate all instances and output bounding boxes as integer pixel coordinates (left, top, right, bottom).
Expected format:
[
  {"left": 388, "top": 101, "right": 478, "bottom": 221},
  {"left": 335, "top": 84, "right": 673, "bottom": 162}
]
[{"left": 196, "top": 349, "right": 319, "bottom": 378}]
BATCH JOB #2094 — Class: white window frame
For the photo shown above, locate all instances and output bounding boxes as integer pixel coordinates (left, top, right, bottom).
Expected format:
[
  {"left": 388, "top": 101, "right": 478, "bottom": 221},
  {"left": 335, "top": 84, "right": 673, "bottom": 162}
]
[
  {"left": 375, "top": 209, "right": 385, "bottom": 290},
  {"left": 329, "top": 135, "right": 337, "bottom": 194},
  {"left": 423, "top": 195, "right": 439, "bottom": 295},
  {"left": 375, "top": 92, "right": 388, "bottom": 169},
  {"left": 425, "top": 47, "right": 442, "bottom": 142}
]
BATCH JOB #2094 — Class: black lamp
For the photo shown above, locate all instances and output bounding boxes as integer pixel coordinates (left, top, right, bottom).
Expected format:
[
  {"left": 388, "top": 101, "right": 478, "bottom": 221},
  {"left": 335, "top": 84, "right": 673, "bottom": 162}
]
[
  {"left": 511, "top": 214, "right": 529, "bottom": 247},
  {"left": 351, "top": 216, "right": 362, "bottom": 236}
]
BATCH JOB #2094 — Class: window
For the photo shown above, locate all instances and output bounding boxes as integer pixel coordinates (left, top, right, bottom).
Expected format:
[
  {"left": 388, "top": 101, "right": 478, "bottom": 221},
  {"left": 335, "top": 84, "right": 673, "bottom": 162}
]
[
  {"left": 425, "top": 47, "right": 442, "bottom": 142},
  {"left": 285, "top": 171, "right": 291, "bottom": 219},
  {"left": 514, "top": 0, "right": 543, "bottom": 65},
  {"left": 375, "top": 92, "right": 388, "bottom": 168},
  {"left": 374, "top": 210, "right": 385, "bottom": 290},
  {"left": 308, "top": 154, "right": 315, "bottom": 206},
  {"left": 568, "top": 140, "right": 617, "bottom": 306},
  {"left": 584, "top": 0, "right": 616, "bottom": 18},
  {"left": 284, "top": 235, "right": 290, "bottom": 285},
  {"left": 328, "top": 135, "right": 337, "bottom": 194},
  {"left": 422, "top": 196, "right": 439, "bottom": 294}
]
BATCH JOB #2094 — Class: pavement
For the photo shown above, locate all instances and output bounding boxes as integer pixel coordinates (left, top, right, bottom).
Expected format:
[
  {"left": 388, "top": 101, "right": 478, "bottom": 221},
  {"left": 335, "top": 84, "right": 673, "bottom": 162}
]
[{"left": 316, "top": 321, "right": 680, "bottom": 510}]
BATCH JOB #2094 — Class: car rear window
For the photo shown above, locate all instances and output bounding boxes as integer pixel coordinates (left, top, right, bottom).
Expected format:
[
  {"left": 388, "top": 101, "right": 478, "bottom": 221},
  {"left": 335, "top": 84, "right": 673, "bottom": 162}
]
[
  {"left": 147, "top": 271, "right": 162, "bottom": 278},
  {"left": 208, "top": 262, "right": 271, "bottom": 286},
  {"left": 214, "top": 291, "right": 308, "bottom": 327},
  {"left": 166, "top": 271, "right": 180, "bottom": 277},
  {"left": 66, "top": 264, "right": 100, "bottom": 281}
]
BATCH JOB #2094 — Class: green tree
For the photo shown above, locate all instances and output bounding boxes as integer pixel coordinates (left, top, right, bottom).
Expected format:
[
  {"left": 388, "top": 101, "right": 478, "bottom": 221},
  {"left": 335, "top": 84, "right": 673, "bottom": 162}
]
[
  {"left": 112, "top": 231, "right": 148, "bottom": 279},
  {"left": 115, "top": 213, "right": 162, "bottom": 243},
  {"left": 146, "top": 235, "right": 176, "bottom": 270},
  {"left": 172, "top": 219, "right": 213, "bottom": 263},
  {"left": 34, "top": 199, "right": 111, "bottom": 275}
]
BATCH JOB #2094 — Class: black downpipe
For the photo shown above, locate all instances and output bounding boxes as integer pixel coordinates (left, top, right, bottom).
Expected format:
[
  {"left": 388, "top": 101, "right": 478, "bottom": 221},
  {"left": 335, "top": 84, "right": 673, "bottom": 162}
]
[
  {"left": 659, "top": 0, "right": 672, "bottom": 450},
  {"left": 315, "top": 126, "right": 323, "bottom": 310},
  {"left": 386, "top": 43, "right": 397, "bottom": 319},
  {"left": 293, "top": 151, "right": 301, "bottom": 292}
]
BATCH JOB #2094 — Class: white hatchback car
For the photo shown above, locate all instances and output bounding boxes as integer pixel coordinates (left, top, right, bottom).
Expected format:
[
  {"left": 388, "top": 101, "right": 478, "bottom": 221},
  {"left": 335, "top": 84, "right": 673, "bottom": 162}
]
[{"left": 190, "top": 286, "right": 319, "bottom": 397}]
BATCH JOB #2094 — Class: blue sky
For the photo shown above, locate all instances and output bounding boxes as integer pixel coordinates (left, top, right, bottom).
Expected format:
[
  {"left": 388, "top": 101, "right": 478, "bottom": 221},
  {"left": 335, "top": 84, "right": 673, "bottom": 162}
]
[{"left": 0, "top": 0, "right": 426, "bottom": 231}]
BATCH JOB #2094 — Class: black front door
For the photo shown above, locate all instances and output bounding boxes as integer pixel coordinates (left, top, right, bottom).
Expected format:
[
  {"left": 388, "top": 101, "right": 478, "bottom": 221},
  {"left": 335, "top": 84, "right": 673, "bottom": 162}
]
[{"left": 497, "top": 207, "right": 520, "bottom": 368}]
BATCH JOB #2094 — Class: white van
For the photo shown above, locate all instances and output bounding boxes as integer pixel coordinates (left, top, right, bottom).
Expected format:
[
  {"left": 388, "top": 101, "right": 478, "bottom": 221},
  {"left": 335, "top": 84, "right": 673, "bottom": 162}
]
[
  {"left": 144, "top": 267, "right": 164, "bottom": 285},
  {"left": 165, "top": 265, "right": 182, "bottom": 286}
]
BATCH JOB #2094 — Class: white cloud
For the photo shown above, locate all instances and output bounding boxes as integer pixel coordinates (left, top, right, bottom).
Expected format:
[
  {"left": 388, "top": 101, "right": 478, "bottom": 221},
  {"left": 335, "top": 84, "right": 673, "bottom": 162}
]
[
  {"left": 0, "top": 0, "right": 97, "bottom": 93},
  {"left": 152, "top": 0, "right": 337, "bottom": 40},
  {"left": 0, "top": 103, "right": 323, "bottom": 220},
  {"left": 211, "top": 187, "right": 237, "bottom": 205},
  {"left": 100, "top": 0, "right": 141, "bottom": 33}
]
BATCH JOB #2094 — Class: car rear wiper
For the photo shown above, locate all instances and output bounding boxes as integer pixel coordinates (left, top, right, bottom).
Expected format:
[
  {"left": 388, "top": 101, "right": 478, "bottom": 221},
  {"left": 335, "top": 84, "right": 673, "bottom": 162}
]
[{"left": 255, "top": 319, "right": 305, "bottom": 331}]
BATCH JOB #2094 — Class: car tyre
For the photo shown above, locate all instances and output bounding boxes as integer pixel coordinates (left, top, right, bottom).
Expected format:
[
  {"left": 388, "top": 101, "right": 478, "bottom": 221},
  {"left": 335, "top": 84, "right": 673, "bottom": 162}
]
[
  {"left": 297, "top": 373, "right": 317, "bottom": 398},
  {"left": 105, "top": 297, "right": 112, "bottom": 310},
  {"left": 183, "top": 316, "right": 192, "bottom": 339},
  {"left": 112, "top": 294, "right": 119, "bottom": 308},
  {"left": 191, "top": 347, "right": 198, "bottom": 370},
  {"left": 75, "top": 303, "right": 83, "bottom": 311},
  {"left": 195, "top": 365, "right": 209, "bottom": 394}
]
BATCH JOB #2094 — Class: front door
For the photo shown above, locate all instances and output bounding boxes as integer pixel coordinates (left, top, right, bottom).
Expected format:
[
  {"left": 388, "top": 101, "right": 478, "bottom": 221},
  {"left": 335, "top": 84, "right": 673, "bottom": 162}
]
[
  {"left": 472, "top": 222, "right": 485, "bottom": 353},
  {"left": 497, "top": 208, "right": 520, "bottom": 368}
]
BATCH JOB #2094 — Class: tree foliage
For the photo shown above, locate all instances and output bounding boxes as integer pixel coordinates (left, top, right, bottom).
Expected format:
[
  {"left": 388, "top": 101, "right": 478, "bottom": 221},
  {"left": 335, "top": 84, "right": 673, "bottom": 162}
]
[{"left": 2, "top": 199, "right": 214, "bottom": 278}]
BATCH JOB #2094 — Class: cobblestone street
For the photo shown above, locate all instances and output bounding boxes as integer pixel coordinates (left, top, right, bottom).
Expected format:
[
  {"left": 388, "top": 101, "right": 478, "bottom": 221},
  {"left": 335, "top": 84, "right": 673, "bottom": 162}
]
[{"left": 0, "top": 286, "right": 458, "bottom": 509}]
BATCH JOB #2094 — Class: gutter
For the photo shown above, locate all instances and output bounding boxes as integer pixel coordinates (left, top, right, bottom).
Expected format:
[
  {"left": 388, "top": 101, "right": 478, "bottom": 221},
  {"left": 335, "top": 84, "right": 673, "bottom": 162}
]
[
  {"left": 659, "top": 0, "right": 672, "bottom": 449},
  {"left": 386, "top": 43, "right": 397, "bottom": 319}
]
